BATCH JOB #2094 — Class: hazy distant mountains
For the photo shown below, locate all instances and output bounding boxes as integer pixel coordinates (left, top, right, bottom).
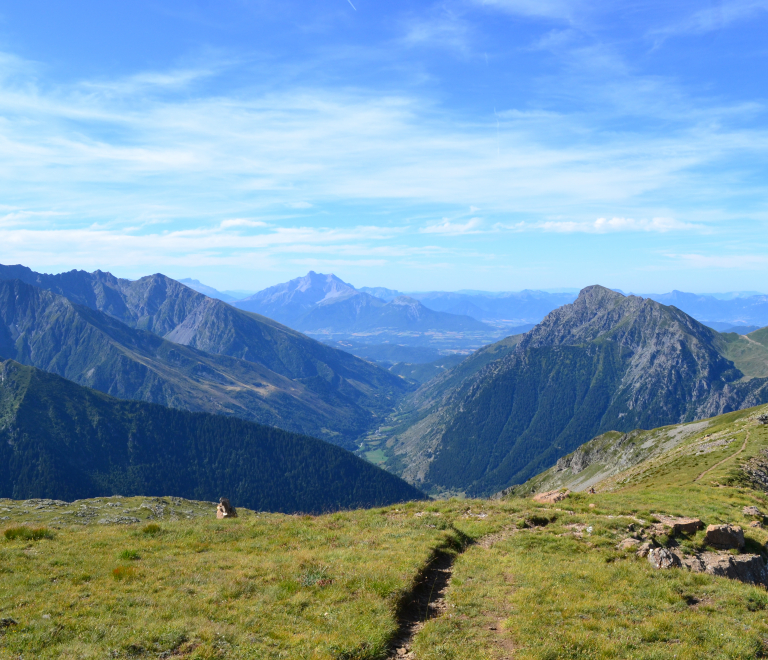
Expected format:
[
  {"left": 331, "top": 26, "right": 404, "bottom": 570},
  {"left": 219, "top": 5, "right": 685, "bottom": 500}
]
[
  {"left": 641, "top": 290, "right": 768, "bottom": 331},
  {"left": 177, "top": 278, "right": 254, "bottom": 303},
  {"left": 0, "top": 359, "right": 423, "bottom": 512},
  {"left": 182, "top": 273, "right": 768, "bottom": 356},
  {"left": 374, "top": 286, "right": 768, "bottom": 496},
  {"left": 0, "top": 264, "right": 407, "bottom": 448},
  {"left": 233, "top": 272, "right": 507, "bottom": 351},
  {"left": 360, "top": 286, "right": 577, "bottom": 326}
]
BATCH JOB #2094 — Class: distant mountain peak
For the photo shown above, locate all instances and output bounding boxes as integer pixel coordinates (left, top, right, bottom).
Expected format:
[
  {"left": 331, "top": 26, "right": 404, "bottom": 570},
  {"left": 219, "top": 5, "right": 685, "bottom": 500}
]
[{"left": 296, "top": 271, "right": 355, "bottom": 300}]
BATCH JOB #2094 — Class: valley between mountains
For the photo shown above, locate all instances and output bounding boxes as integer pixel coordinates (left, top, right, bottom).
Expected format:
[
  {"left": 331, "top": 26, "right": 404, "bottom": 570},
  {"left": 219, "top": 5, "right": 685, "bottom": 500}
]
[
  {"left": 3, "top": 263, "right": 768, "bottom": 506},
  {"left": 4, "top": 264, "right": 768, "bottom": 658}
]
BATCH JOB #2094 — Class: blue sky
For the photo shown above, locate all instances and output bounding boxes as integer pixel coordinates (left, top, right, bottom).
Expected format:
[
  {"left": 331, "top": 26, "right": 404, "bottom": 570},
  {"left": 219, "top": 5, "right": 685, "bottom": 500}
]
[{"left": 0, "top": 0, "right": 767, "bottom": 293}]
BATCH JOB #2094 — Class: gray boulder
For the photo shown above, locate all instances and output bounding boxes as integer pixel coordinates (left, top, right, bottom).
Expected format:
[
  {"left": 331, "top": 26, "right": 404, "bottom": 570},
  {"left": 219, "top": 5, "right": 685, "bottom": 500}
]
[
  {"left": 648, "top": 547, "right": 681, "bottom": 569},
  {"left": 705, "top": 524, "right": 745, "bottom": 549}
]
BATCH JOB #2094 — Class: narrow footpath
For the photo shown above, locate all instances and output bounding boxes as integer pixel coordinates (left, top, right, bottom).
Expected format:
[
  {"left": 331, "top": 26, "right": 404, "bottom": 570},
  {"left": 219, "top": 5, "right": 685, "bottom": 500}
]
[{"left": 695, "top": 429, "right": 750, "bottom": 482}]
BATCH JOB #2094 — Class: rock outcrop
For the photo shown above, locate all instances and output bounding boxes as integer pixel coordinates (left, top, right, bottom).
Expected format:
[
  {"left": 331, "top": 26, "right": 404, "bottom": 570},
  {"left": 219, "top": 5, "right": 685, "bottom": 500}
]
[
  {"left": 532, "top": 489, "right": 570, "bottom": 504},
  {"left": 682, "top": 553, "right": 768, "bottom": 587},
  {"left": 648, "top": 548, "right": 681, "bottom": 569},
  {"left": 655, "top": 515, "right": 703, "bottom": 535},
  {"left": 742, "top": 449, "right": 768, "bottom": 492},
  {"left": 705, "top": 524, "right": 745, "bottom": 549},
  {"left": 216, "top": 498, "right": 237, "bottom": 519}
]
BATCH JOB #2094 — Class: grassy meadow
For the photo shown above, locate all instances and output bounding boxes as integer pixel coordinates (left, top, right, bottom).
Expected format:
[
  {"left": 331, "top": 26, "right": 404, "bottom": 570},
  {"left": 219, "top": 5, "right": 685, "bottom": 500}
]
[{"left": 2, "top": 407, "right": 768, "bottom": 658}]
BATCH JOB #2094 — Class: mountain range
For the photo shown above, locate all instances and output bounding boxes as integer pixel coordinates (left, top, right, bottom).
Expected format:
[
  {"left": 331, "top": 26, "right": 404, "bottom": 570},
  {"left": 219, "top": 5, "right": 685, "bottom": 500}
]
[
  {"left": 233, "top": 272, "right": 506, "bottom": 352},
  {"left": 0, "top": 360, "right": 423, "bottom": 513},
  {"left": 0, "top": 264, "right": 408, "bottom": 448},
  {"left": 371, "top": 286, "right": 768, "bottom": 497},
  {"left": 186, "top": 273, "right": 768, "bottom": 355},
  {"left": 7, "top": 260, "right": 768, "bottom": 506}
]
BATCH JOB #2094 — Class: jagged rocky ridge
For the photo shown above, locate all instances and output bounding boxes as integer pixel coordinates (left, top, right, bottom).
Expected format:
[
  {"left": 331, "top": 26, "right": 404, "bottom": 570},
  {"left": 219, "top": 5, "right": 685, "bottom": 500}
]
[
  {"left": 386, "top": 286, "right": 768, "bottom": 497},
  {"left": 0, "top": 269, "right": 408, "bottom": 447}
]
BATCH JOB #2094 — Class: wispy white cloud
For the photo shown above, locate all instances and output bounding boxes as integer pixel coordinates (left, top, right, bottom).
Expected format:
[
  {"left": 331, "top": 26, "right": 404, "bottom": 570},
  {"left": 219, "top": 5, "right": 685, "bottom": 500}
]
[
  {"left": 220, "top": 219, "right": 270, "bottom": 229},
  {"left": 472, "top": 0, "right": 582, "bottom": 22},
  {"left": 421, "top": 217, "right": 483, "bottom": 235},
  {"left": 494, "top": 217, "right": 705, "bottom": 234},
  {"left": 654, "top": 0, "right": 768, "bottom": 38},
  {"left": 0, "top": 47, "right": 764, "bottom": 229},
  {"left": 402, "top": 8, "right": 471, "bottom": 53},
  {"left": 667, "top": 253, "right": 768, "bottom": 269}
]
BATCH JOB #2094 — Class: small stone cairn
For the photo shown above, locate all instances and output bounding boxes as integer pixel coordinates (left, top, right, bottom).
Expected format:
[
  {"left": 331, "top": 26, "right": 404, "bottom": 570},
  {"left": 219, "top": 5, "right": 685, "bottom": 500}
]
[{"left": 216, "top": 497, "right": 237, "bottom": 519}]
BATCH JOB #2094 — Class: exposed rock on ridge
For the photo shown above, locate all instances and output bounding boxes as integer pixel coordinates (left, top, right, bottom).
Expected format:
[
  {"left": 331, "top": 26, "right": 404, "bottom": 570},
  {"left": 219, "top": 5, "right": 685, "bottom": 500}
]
[{"left": 387, "top": 286, "right": 768, "bottom": 496}]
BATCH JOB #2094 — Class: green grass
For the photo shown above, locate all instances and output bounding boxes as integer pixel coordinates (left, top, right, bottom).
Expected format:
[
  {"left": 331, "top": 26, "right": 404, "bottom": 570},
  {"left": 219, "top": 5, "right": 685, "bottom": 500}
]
[
  {"left": 365, "top": 449, "right": 388, "bottom": 465},
  {"left": 3, "top": 409, "right": 768, "bottom": 658},
  {"left": 0, "top": 498, "right": 511, "bottom": 659},
  {"left": 3, "top": 526, "right": 54, "bottom": 541},
  {"left": 416, "top": 520, "right": 768, "bottom": 659},
  {"left": 718, "top": 332, "right": 768, "bottom": 380}
]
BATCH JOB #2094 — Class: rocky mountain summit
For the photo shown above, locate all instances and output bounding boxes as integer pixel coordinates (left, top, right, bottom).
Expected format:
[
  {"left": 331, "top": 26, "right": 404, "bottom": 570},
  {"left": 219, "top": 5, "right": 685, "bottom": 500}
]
[{"left": 384, "top": 286, "right": 768, "bottom": 496}]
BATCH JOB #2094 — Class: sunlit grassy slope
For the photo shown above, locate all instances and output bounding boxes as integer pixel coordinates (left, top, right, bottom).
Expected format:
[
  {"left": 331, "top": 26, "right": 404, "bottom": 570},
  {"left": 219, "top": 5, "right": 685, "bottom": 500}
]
[{"left": 3, "top": 405, "right": 768, "bottom": 659}]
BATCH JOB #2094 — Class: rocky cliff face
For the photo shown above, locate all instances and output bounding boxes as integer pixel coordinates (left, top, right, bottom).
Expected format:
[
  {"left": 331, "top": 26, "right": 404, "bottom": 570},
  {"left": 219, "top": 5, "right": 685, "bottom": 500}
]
[{"left": 386, "top": 286, "right": 768, "bottom": 496}]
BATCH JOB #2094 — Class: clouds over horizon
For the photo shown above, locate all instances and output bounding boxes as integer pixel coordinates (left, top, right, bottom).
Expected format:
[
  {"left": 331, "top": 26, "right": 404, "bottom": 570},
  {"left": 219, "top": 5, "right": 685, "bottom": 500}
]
[{"left": 0, "top": 0, "right": 766, "bottom": 291}]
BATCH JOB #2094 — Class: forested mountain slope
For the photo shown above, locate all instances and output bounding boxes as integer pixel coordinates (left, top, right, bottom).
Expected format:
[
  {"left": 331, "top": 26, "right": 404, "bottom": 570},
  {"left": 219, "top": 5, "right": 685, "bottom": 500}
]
[
  {"left": 384, "top": 286, "right": 768, "bottom": 497},
  {"left": 0, "top": 360, "right": 424, "bottom": 512},
  {"left": 0, "top": 279, "right": 398, "bottom": 447}
]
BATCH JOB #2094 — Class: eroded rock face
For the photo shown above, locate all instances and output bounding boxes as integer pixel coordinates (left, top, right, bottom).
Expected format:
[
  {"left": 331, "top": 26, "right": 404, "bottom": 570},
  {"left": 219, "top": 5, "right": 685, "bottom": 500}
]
[
  {"left": 636, "top": 542, "right": 653, "bottom": 558},
  {"left": 648, "top": 548, "right": 681, "bottom": 569},
  {"left": 216, "top": 497, "right": 237, "bottom": 519},
  {"left": 532, "top": 489, "right": 570, "bottom": 504},
  {"left": 705, "top": 524, "right": 745, "bottom": 550},
  {"left": 742, "top": 449, "right": 768, "bottom": 492},
  {"left": 683, "top": 553, "right": 768, "bottom": 587}
]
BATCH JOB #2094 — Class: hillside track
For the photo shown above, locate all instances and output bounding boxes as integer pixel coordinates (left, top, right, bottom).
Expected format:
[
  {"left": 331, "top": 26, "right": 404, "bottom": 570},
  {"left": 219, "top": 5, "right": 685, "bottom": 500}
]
[
  {"left": 694, "top": 429, "right": 750, "bottom": 483},
  {"left": 388, "top": 528, "right": 518, "bottom": 659}
]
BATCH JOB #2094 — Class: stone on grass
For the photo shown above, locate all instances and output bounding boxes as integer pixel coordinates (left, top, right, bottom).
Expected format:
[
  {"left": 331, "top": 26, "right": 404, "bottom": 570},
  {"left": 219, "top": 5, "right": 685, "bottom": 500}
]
[
  {"left": 617, "top": 538, "right": 641, "bottom": 551},
  {"left": 655, "top": 515, "right": 703, "bottom": 535},
  {"left": 532, "top": 489, "right": 569, "bottom": 504},
  {"left": 743, "top": 506, "right": 762, "bottom": 517},
  {"left": 216, "top": 497, "right": 237, "bottom": 519},
  {"left": 684, "top": 552, "right": 768, "bottom": 587},
  {"left": 705, "top": 524, "right": 744, "bottom": 549},
  {"left": 636, "top": 542, "right": 653, "bottom": 558},
  {"left": 648, "top": 547, "right": 681, "bottom": 569}
]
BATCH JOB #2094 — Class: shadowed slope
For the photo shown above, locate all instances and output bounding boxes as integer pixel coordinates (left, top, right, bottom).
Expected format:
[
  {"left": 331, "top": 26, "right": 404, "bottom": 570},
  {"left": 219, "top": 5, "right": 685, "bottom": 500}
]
[
  {"left": 0, "top": 279, "right": 396, "bottom": 447},
  {"left": 0, "top": 360, "right": 425, "bottom": 512}
]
